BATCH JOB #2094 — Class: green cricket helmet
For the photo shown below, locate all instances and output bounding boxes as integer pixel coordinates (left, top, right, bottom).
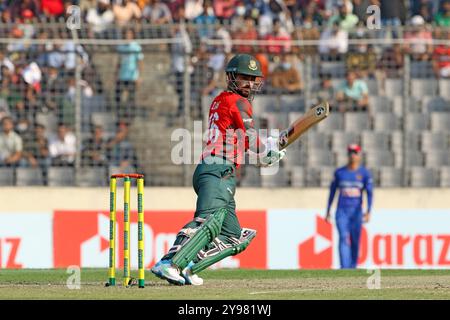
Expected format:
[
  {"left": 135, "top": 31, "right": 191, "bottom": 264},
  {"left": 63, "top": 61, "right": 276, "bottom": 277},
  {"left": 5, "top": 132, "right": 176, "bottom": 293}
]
[
  {"left": 225, "top": 54, "right": 264, "bottom": 101},
  {"left": 225, "top": 54, "right": 263, "bottom": 77}
]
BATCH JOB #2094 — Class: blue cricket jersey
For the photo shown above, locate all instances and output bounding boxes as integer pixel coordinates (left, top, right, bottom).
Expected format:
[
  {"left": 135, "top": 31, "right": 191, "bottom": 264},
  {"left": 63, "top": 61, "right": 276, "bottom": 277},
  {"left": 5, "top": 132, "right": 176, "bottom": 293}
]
[{"left": 326, "top": 166, "right": 373, "bottom": 212}]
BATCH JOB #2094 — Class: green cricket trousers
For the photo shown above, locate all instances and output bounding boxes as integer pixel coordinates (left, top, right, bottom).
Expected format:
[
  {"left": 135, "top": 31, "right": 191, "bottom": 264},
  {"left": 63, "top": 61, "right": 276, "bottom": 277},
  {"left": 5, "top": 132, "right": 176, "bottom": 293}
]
[{"left": 162, "top": 156, "right": 242, "bottom": 261}]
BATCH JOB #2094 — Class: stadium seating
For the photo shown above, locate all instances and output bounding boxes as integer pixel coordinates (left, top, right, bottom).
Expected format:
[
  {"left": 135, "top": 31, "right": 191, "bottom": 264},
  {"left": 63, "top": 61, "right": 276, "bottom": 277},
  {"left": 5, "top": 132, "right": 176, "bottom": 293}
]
[
  {"left": 0, "top": 168, "right": 15, "bottom": 186},
  {"left": 16, "top": 168, "right": 45, "bottom": 186},
  {"left": 47, "top": 167, "right": 75, "bottom": 186}
]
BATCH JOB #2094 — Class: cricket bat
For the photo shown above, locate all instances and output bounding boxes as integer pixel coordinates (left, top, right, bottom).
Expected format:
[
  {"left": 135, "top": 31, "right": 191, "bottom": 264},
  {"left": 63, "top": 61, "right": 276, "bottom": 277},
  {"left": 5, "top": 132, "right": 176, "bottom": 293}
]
[{"left": 278, "top": 101, "right": 330, "bottom": 150}]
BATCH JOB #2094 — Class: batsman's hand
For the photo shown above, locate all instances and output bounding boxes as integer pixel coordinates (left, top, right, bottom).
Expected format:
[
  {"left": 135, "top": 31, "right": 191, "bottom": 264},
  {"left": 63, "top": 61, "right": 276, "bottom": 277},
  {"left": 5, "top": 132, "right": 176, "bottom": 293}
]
[
  {"left": 260, "top": 149, "right": 286, "bottom": 167},
  {"left": 260, "top": 136, "right": 286, "bottom": 167},
  {"left": 363, "top": 212, "right": 371, "bottom": 223}
]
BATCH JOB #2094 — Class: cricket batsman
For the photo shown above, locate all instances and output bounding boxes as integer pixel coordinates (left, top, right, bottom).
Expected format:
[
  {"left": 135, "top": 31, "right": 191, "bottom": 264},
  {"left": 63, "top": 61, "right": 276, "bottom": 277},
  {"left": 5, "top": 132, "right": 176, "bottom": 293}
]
[
  {"left": 325, "top": 144, "right": 373, "bottom": 269},
  {"left": 151, "top": 54, "right": 286, "bottom": 285}
]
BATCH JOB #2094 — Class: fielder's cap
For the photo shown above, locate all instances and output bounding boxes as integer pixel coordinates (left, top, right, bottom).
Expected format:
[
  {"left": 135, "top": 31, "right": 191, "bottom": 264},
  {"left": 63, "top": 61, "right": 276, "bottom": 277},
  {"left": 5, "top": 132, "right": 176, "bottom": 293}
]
[{"left": 347, "top": 144, "right": 362, "bottom": 153}]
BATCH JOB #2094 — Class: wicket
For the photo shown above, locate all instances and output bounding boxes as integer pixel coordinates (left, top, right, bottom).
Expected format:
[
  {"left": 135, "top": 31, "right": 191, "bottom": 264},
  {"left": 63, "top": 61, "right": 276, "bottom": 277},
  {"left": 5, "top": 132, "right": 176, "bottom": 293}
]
[{"left": 107, "top": 173, "right": 145, "bottom": 288}]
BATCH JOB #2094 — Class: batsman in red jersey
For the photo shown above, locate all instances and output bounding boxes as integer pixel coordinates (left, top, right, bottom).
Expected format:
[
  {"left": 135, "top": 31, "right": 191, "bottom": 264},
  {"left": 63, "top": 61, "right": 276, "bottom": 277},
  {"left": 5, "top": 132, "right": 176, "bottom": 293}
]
[{"left": 152, "top": 54, "right": 286, "bottom": 285}]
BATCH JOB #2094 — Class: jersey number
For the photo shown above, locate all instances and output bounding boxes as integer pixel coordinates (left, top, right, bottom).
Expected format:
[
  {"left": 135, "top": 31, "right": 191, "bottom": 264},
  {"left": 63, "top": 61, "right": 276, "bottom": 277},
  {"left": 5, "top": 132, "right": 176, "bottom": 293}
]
[{"left": 208, "top": 112, "right": 220, "bottom": 143}]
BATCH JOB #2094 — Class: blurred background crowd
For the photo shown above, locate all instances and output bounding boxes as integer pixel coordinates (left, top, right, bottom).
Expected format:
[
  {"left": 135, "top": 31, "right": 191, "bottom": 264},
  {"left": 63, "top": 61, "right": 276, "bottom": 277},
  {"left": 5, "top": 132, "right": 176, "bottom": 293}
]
[{"left": 0, "top": 0, "right": 449, "bottom": 187}]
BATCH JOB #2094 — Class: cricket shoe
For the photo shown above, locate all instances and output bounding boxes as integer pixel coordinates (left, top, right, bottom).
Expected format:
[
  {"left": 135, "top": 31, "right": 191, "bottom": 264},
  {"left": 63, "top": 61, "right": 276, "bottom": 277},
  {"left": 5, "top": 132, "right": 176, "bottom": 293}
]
[
  {"left": 182, "top": 261, "right": 204, "bottom": 286},
  {"left": 151, "top": 260, "right": 185, "bottom": 285}
]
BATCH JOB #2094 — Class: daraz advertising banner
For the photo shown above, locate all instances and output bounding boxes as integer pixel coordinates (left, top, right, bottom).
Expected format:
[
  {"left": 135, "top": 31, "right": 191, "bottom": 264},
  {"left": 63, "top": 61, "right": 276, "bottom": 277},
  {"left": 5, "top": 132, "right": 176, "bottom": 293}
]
[{"left": 0, "top": 210, "right": 449, "bottom": 269}]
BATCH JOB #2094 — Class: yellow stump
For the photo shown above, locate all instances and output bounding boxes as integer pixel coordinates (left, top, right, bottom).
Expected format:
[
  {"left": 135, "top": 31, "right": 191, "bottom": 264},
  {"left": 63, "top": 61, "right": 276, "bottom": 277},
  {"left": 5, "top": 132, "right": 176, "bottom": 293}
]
[
  {"left": 108, "top": 177, "right": 117, "bottom": 286},
  {"left": 137, "top": 178, "right": 145, "bottom": 288},
  {"left": 123, "top": 177, "right": 131, "bottom": 286}
]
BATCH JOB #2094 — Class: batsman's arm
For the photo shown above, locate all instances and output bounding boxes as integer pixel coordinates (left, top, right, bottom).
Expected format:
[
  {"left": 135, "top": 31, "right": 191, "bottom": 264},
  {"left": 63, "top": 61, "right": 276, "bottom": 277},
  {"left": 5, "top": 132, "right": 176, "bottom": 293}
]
[
  {"left": 233, "top": 98, "right": 285, "bottom": 167},
  {"left": 234, "top": 98, "right": 264, "bottom": 154}
]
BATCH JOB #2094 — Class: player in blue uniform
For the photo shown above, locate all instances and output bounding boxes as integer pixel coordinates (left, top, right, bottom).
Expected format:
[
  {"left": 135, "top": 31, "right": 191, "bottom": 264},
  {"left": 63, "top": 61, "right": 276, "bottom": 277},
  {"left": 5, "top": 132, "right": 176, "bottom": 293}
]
[{"left": 325, "top": 144, "right": 373, "bottom": 269}]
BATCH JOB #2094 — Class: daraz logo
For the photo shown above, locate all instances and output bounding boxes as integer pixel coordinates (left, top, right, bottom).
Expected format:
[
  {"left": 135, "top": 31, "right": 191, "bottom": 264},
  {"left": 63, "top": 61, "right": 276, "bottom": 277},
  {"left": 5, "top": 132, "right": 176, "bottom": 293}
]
[{"left": 298, "top": 215, "right": 333, "bottom": 269}]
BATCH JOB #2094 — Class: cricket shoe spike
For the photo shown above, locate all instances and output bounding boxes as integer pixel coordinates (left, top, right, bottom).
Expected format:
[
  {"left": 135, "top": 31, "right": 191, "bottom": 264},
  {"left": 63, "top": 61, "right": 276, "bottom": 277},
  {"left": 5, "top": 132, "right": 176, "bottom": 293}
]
[
  {"left": 151, "top": 260, "right": 185, "bottom": 285},
  {"left": 182, "top": 261, "right": 204, "bottom": 286}
]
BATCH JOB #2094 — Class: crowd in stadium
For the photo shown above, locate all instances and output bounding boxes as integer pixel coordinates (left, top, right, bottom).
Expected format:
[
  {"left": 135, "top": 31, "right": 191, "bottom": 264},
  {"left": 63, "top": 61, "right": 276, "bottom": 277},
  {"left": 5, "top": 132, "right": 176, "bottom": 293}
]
[
  {"left": 0, "top": 1, "right": 448, "bottom": 28},
  {"left": 0, "top": 0, "right": 449, "bottom": 185}
]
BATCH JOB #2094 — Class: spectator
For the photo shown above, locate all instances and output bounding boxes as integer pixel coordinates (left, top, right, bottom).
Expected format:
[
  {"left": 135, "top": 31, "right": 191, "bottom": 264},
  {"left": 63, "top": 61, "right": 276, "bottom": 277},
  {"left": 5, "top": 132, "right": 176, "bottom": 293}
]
[
  {"left": 245, "top": 0, "right": 267, "bottom": 23},
  {"left": 107, "top": 120, "right": 137, "bottom": 169},
  {"left": 233, "top": 15, "right": 258, "bottom": 53},
  {"left": 81, "top": 124, "right": 108, "bottom": 167},
  {"left": 404, "top": 15, "right": 433, "bottom": 61},
  {"left": 410, "top": 0, "right": 435, "bottom": 17},
  {"left": 377, "top": 0, "right": 405, "bottom": 27},
  {"left": 22, "top": 62, "right": 42, "bottom": 106},
  {"left": 0, "top": 99, "right": 10, "bottom": 121},
  {"left": 0, "top": 116, "right": 23, "bottom": 167},
  {"left": 9, "top": 0, "right": 40, "bottom": 21},
  {"left": 165, "top": 0, "right": 185, "bottom": 18},
  {"left": 171, "top": 23, "right": 193, "bottom": 115},
  {"left": 435, "top": 0, "right": 450, "bottom": 27},
  {"left": 47, "top": 43, "right": 66, "bottom": 69},
  {"left": 0, "top": 52, "right": 15, "bottom": 82},
  {"left": 352, "top": 0, "right": 370, "bottom": 22},
  {"left": 21, "top": 124, "right": 50, "bottom": 168},
  {"left": 11, "top": 100, "right": 34, "bottom": 132},
  {"left": 202, "top": 47, "right": 227, "bottom": 96},
  {"left": 377, "top": 44, "right": 404, "bottom": 78},
  {"left": 375, "top": 44, "right": 404, "bottom": 95},
  {"left": 213, "top": 0, "right": 236, "bottom": 23},
  {"left": 86, "top": 0, "right": 114, "bottom": 37},
  {"left": 335, "top": 71, "right": 369, "bottom": 112},
  {"left": 172, "top": 1, "right": 187, "bottom": 22},
  {"left": 419, "top": 3, "right": 434, "bottom": 23},
  {"left": 318, "top": 20, "right": 349, "bottom": 55},
  {"left": 193, "top": 0, "right": 216, "bottom": 39},
  {"left": 16, "top": 6, "right": 36, "bottom": 40},
  {"left": 264, "top": 19, "right": 292, "bottom": 54},
  {"left": 0, "top": 65, "right": 12, "bottom": 99},
  {"left": 185, "top": 0, "right": 204, "bottom": 20},
  {"left": 432, "top": 31, "right": 450, "bottom": 78},
  {"left": 255, "top": 52, "right": 269, "bottom": 78},
  {"left": 31, "top": 30, "right": 50, "bottom": 68},
  {"left": 7, "top": 27, "right": 28, "bottom": 53},
  {"left": 312, "top": 76, "right": 335, "bottom": 105},
  {"left": 59, "top": 31, "right": 90, "bottom": 72},
  {"left": 143, "top": 0, "right": 173, "bottom": 24},
  {"left": 215, "top": 24, "right": 233, "bottom": 54},
  {"left": 48, "top": 123, "right": 76, "bottom": 166},
  {"left": 328, "top": 0, "right": 359, "bottom": 32},
  {"left": 284, "top": 0, "right": 300, "bottom": 24},
  {"left": 41, "top": 0, "right": 65, "bottom": 18},
  {"left": 113, "top": 0, "right": 142, "bottom": 26},
  {"left": 41, "top": 67, "right": 63, "bottom": 113},
  {"left": 301, "top": 1, "right": 324, "bottom": 28},
  {"left": 65, "top": 78, "right": 93, "bottom": 103},
  {"left": 270, "top": 54, "right": 303, "bottom": 93},
  {"left": 346, "top": 35, "right": 377, "bottom": 78},
  {"left": 115, "top": 28, "right": 144, "bottom": 119}
]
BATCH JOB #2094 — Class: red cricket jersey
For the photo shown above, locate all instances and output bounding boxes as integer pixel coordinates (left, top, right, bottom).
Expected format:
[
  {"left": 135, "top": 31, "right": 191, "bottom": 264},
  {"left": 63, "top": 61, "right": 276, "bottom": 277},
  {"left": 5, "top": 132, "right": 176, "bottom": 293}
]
[{"left": 202, "top": 91, "right": 262, "bottom": 167}]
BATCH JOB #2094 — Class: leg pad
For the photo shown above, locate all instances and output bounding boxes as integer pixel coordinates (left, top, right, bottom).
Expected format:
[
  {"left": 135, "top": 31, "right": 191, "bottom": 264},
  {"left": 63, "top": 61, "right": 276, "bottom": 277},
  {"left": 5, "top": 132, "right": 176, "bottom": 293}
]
[
  {"left": 171, "top": 208, "right": 227, "bottom": 270},
  {"left": 191, "top": 228, "right": 257, "bottom": 274}
]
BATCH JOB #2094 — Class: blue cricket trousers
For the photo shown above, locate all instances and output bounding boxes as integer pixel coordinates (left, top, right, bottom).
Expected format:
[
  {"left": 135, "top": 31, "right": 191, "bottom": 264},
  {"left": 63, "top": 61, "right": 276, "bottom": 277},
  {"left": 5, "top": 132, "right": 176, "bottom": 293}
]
[{"left": 335, "top": 206, "right": 363, "bottom": 269}]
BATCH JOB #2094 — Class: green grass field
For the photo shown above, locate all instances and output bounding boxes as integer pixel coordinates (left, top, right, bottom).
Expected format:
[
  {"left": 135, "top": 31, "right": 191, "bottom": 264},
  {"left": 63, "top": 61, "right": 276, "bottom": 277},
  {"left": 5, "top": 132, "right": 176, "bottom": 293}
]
[{"left": 0, "top": 269, "right": 449, "bottom": 300}]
